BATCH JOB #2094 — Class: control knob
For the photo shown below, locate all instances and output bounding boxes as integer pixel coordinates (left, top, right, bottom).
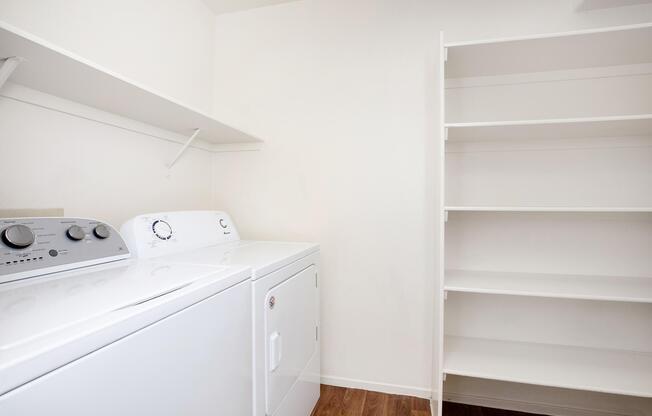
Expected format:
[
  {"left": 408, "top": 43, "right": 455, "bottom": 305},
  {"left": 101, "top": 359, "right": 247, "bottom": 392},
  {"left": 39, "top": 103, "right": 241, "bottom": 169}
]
[
  {"left": 93, "top": 224, "right": 110, "bottom": 239},
  {"left": 152, "top": 220, "right": 173, "bottom": 240},
  {"left": 66, "top": 225, "right": 86, "bottom": 241},
  {"left": 2, "top": 225, "right": 35, "bottom": 249}
]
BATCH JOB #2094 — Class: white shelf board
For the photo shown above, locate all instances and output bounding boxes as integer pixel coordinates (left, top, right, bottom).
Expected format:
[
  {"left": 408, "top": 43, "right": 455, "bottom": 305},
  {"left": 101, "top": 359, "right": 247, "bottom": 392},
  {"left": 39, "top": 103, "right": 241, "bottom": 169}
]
[
  {"left": 443, "top": 336, "right": 652, "bottom": 398},
  {"left": 445, "top": 206, "right": 652, "bottom": 213},
  {"left": 445, "top": 114, "right": 652, "bottom": 142},
  {"left": 445, "top": 269, "right": 652, "bottom": 303},
  {"left": 445, "top": 23, "right": 652, "bottom": 78},
  {"left": 0, "top": 21, "right": 260, "bottom": 145}
]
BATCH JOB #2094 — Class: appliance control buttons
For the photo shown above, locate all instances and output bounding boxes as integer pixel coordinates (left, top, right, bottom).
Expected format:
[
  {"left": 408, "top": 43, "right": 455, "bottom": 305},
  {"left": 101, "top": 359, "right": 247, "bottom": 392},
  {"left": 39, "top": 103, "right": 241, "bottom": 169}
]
[
  {"left": 93, "top": 224, "right": 110, "bottom": 239},
  {"left": 66, "top": 225, "right": 86, "bottom": 241},
  {"left": 2, "top": 225, "right": 35, "bottom": 249},
  {"left": 152, "top": 220, "right": 173, "bottom": 240}
]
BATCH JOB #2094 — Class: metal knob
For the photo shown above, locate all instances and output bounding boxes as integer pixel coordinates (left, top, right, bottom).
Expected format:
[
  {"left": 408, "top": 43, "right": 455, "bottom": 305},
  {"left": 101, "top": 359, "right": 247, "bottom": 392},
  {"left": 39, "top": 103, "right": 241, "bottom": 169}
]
[
  {"left": 93, "top": 224, "right": 110, "bottom": 239},
  {"left": 2, "top": 225, "right": 35, "bottom": 249},
  {"left": 66, "top": 225, "right": 86, "bottom": 241}
]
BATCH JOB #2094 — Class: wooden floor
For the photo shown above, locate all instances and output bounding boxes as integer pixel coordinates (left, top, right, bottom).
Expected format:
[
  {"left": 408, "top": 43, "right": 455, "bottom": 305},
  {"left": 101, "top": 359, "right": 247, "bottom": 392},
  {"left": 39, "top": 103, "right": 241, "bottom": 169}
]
[
  {"left": 311, "top": 385, "right": 430, "bottom": 416},
  {"left": 311, "top": 385, "right": 544, "bottom": 416}
]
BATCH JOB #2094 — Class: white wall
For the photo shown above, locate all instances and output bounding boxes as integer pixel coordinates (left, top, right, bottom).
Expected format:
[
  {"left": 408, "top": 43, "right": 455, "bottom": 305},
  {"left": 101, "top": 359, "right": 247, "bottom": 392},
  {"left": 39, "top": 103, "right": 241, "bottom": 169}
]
[
  {"left": 0, "top": 0, "right": 217, "bottom": 227},
  {"left": 209, "top": 0, "right": 652, "bottom": 401}
]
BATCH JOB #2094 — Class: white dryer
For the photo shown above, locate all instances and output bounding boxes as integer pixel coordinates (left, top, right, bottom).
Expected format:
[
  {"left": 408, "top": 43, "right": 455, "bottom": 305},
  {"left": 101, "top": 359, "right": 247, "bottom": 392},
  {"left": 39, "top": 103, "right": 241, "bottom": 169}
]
[
  {"left": 122, "top": 211, "right": 320, "bottom": 416},
  {"left": 0, "top": 217, "right": 253, "bottom": 416}
]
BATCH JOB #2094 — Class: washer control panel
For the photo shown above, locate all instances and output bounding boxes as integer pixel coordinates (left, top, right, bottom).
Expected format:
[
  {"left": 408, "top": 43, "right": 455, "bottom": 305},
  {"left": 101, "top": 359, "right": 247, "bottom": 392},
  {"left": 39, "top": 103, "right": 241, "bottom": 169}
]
[
  {"left": 0, "top": 218, "right": 130, "bottom": 284},
  {"left": 121, "top": 211, "right": 239, "bottom": 258}
]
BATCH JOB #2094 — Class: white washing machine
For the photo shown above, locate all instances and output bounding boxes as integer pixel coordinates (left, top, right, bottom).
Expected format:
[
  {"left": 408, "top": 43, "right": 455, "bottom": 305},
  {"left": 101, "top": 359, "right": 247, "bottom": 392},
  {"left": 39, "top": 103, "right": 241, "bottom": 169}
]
[
  {"left": 0, "top": 217, "right": 253, "bottom": 416},
  {"left": 121, "top": 211, "right": 320, "bottom": 416}
]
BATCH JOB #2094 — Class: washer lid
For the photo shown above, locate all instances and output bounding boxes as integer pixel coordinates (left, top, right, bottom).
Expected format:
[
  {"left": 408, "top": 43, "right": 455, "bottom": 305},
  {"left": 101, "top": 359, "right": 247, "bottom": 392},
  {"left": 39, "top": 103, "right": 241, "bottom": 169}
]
[
  {"left": 163, "top": 241, "right": 319, "bottom": 279},
  {"left": 0, "top": 259, "right": 250, "bottom": 394}
]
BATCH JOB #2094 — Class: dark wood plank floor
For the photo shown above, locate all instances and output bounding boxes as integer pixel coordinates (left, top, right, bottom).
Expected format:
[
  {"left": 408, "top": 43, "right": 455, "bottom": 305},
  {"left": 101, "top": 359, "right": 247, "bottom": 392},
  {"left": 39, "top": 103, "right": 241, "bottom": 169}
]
[
  {"left": 311, "top": 385, "right": 545, "bottom": 416},
  {"left": 311, "top": 385, "right": 429, "bottom": 416}
]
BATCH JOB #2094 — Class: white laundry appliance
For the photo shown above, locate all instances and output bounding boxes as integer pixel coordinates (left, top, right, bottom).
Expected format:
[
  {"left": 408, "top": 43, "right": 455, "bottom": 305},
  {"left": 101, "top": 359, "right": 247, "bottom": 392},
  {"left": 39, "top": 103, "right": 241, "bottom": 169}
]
[
  {"left": 121, "top": 211, "right": 320, "bottom": 416},
  {"left": 0, "top": 217, "right": 253, "bottom": 416}
]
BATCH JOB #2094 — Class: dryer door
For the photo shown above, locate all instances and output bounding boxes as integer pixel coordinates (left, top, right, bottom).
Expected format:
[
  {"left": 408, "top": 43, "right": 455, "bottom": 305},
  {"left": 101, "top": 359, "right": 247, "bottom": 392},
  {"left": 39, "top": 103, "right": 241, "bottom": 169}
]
[{"left": 264, "top": 265, "right": 318, "bottom": 415}]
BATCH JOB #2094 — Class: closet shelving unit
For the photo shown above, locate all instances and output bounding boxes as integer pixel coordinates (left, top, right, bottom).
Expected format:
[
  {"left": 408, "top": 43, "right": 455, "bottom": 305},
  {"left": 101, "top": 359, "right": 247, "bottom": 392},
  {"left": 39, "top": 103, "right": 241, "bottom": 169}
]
[
  {"left": 435, "top": 23, "right": 652, "bottom": 416},
  {"left": 0, "top": 21, "right": 262, "bottom": 159}
]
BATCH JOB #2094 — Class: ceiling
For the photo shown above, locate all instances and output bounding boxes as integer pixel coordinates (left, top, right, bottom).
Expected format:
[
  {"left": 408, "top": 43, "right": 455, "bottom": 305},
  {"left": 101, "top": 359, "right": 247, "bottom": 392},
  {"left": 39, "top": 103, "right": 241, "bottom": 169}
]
[{"left": 202, "top": 0, "right": 301, "bottom": 15}]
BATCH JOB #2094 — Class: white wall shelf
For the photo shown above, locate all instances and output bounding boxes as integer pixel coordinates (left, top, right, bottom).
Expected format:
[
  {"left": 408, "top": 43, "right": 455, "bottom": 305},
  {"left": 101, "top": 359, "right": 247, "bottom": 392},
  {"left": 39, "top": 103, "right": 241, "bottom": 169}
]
[
  {"left": 445, "top": 114, "right": 652, "bottom": 142},
  {"left": 443, "top": 336, "right": 652, "bottom": 398},
  {"left": 445, "top": 23, "right": 652, "bottom": 78},
  {"left": 444, "top": 206, "right": 652, "bottom": 213},
  {"left": 435, "top": 22, "right": 652, "bottom": 416},
  {"left": 0, "top": 21, "right": 262, "bottom": 148},
  {"left": 445, "top": 270, "right": 652, "bottom": 303}
]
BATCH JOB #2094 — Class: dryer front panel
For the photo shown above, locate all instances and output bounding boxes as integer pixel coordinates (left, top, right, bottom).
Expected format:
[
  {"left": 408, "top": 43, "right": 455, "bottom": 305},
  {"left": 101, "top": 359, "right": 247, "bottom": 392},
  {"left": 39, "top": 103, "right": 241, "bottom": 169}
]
[{"left": 264, "top": 265, "right": 318, "bottom": 415}]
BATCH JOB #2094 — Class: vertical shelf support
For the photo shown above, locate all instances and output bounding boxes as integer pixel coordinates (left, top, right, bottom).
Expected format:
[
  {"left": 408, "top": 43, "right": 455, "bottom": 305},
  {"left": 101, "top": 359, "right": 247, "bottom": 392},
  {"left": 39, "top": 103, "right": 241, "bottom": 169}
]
[
  {"left": 0, "top": 56, "right": 24, "bottom": 90},
  {"left": 436, "top": 30, "right": 447, "bottom": 416},
  {"left": 167, "top": 128, "right": 201, "bottom": 168}
]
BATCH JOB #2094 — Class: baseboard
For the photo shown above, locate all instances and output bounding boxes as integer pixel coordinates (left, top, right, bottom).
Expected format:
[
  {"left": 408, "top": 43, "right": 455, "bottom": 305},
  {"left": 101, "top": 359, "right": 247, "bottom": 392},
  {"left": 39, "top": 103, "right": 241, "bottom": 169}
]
[
  {"left": 444, "top": 392, "right": 637, "bottom": 416},
  {"left": 320, "top": 374, "right": 431, "bottom": 399}
]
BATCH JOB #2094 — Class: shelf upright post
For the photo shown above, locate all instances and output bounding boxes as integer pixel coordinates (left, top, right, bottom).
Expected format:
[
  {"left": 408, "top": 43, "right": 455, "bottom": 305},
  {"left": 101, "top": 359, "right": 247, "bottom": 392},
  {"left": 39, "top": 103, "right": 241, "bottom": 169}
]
[
  {"left": 167, "top": 128, "right": 201, "bottom": 168},
  {"left": 435, "top": 30, "right": 447, "bottom": 416}
]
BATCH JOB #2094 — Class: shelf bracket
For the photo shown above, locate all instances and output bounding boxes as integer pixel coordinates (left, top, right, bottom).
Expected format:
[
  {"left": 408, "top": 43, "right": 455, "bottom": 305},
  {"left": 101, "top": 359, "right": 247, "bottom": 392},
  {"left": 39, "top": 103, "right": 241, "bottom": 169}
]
[
  {"left": 444, "top": 127, "right": 449, "bottom": 141},
  {"left": 167, "top": 128, "right": 201, "bottom": 169},
  {"left": 444, "top": 211, "right": 449, "bottom": 223},
  {"left": 444, "top": 290, "right": 448, "bottom": 301},
  {"left": 443, "top": 47, "right": 448, "bottom": 62},
  {"left": 0, "top": 57, "right": 24, "bottom": 90},
  {"left": 442, "top": 373, "right": 447, "bottom": 382}
]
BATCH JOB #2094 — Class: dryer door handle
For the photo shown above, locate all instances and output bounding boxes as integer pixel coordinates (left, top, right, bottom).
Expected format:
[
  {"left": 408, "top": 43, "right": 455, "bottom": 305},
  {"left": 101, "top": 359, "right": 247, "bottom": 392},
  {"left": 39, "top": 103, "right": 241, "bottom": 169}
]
[{"left": 269, "top": 332, "right": 283, "bottom": 372}]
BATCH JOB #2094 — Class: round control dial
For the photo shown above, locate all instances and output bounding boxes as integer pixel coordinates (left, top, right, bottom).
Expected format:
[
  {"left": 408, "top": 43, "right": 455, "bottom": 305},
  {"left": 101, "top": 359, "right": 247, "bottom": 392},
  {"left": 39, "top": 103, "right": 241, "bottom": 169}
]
[
  {"left": 152, "top": 220, "right": 173, "bottom": 240},
  {"left": 66, "top": 225, "right": 86, "bottom": 241},
  {"left": 2, "top": 225, "right": 35, "bottom": 249},
  {"left": 93, "top": 224, "right": 110, "bottom": 239}
]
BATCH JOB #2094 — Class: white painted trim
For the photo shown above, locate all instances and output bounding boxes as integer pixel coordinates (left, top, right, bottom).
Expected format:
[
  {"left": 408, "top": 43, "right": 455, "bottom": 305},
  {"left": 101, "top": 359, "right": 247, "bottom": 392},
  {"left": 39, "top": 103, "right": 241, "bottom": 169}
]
[
  {"left": 444, "top": 392, "right": 639, "bottom": 416},
  {"left": 445, "top": 113, "right": 652, "bottom": 129},
  {"left": 435, "top": 29, "right": 447, "bottom": 416},
  {"left": 320, "top": 374, "right": 432, "bottom": 399},
  {"left": 444, "top": 22, "right": 652, "bottom": 48}
]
